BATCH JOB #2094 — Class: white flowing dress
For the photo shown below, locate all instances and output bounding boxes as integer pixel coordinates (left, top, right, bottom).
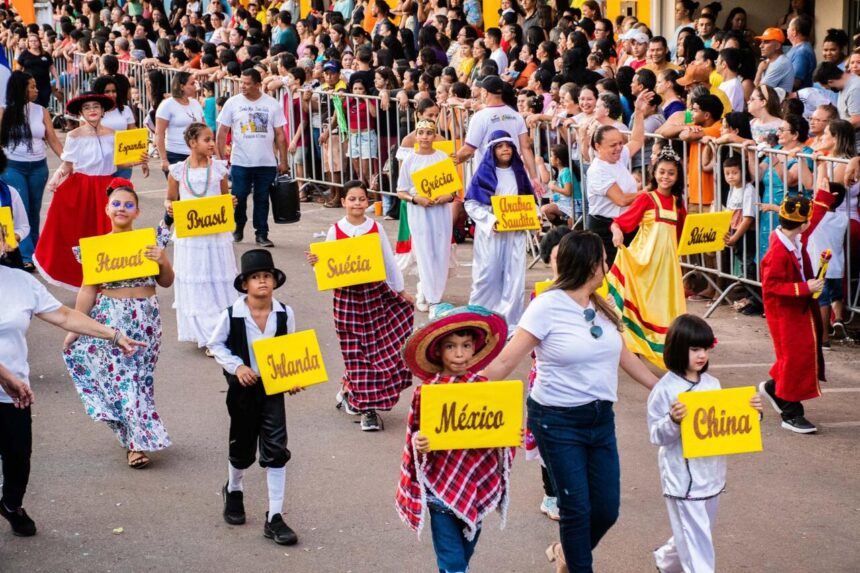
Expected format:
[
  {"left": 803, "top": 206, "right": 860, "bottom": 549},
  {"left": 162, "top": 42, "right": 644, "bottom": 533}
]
[{"left": 170, "top": 159, "right": 239, "bottom": 345}]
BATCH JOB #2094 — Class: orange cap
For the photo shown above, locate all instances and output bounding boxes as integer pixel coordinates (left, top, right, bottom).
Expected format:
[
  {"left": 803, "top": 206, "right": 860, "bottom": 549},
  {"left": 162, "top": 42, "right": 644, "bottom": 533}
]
[
  {"left": 676, "top": 62, "right": 711, "bottom": 86},
  {"left": 754, "top": 28, "right": 786, "bottom": 43}
]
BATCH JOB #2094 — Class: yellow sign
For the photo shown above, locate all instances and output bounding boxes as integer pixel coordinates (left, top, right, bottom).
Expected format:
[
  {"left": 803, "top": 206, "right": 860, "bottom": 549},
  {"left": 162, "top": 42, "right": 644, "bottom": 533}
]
[
  {"left": 677, "top": 211, "right": 733, "bottom": 256},
  {"left": 492, "top": 195, "right": 541, "bottom": 231},
  {"left": 410, "top": 158, "right": 462, "bottom": 201},
  {"left": 678, "top": 386, "right": 762, "bottom": 459},
  {"left": 0, "top": 206, "right": 17, "bottom": 249},
  {"left": 79, "top": 228, "right": 160, "bottom": 286},
  {"left": 113, "top": 128, "right": 149, "bottom": 166},
  {"left": 309, "top": 233, "right": 386, "bottom": 290},
  {"left": 482, "top": 0, "right": 500, "bottom": 33},
  {"left": 413, "top": 140, "right": 456, "bottom": 156},
  {"left": 253, "top": 329, "right": 328, "bottom": 395},
  {"left": 172, "top": 194, "right": 235, "bottom": 238},
  {"left": 534, "top": 279, "right": 553, "bottom": 297},
  {"left": 420, "top": 380, "right": 523, "bottom": 451}
]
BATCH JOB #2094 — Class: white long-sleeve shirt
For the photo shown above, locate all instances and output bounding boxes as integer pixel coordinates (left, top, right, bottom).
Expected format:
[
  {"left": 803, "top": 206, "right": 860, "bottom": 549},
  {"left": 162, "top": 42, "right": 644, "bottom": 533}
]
[
  {"left": 4, "top": 185, "right": 30, "bottom": 242},
  {"left": 207, "top": 296, "right": 295, "bottom": 376},
  {"left": 324, "top": 217, "right": 404, "bottom": 293},
  {"left": 647, "top": 371, "right": 727, "bottom": 500}
]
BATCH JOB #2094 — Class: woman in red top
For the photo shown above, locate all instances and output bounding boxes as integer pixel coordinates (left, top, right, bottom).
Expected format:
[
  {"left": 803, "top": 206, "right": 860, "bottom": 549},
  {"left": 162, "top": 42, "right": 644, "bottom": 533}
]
[{"left": 345, "top": 77, "right": 378, "bottom": 187}]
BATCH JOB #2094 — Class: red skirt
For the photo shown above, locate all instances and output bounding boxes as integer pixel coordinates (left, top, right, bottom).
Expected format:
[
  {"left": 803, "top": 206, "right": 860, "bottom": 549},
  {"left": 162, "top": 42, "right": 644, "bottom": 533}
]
[{"left": 34, "top": 172, "right": 113, "bottom": 290}]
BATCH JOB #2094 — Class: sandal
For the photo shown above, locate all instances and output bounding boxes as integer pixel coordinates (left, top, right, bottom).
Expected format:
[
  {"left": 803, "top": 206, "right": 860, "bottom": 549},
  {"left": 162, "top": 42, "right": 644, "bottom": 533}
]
[{"left": 127, "top": 450, "right": 150, "bottom": 469}]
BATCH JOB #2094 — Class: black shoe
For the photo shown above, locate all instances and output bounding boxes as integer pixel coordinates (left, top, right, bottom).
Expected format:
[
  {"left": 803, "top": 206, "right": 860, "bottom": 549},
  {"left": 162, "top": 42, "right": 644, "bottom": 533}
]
[
  {"left": 361, "top": 410, "right": 383, "bottom": 431},
  {"left": 222, "top": 484, "right": 246, "bottom": 525},
  {"left": 264, "top": 513, "right": 298, "bottom": 545},
  {"left": 21, "top": 262, "right": 36, "bottom": 274},
  {"left": 0, "top": 502, "right": 36, "bottom": 537},
  {"left": 256, "top": 235, "right": 274, "bottom": 248},
  {"left": 233, "top": 229, "right": 244, "bottom": 243},
  {"left": 781, "top": 415, "right": 817, "bottom": 434},
  {"left": 758, "top": 380, "right": 783, "bottom": 415}
]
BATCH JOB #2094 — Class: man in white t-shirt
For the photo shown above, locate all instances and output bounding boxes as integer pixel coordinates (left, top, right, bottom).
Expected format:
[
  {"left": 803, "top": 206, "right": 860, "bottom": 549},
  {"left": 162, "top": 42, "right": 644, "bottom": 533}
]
[
  {"left": 717, "top": 47, "right": 745, "bottom": 112},
  {"left": 217, "top": 69, "right": 288, "bottom": 248},
  {"left": 485, "top": 28, "right": 508, "bottom": 75}
]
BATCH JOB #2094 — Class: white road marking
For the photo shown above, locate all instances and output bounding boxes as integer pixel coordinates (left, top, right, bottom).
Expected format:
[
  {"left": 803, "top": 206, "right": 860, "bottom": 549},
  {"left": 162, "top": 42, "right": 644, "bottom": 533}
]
[
  {"left": 820, "top": 421, "right": 860, "bottom": 428},
  {"left": 822, "top": 388, "right": 860, "bottom": 393}
]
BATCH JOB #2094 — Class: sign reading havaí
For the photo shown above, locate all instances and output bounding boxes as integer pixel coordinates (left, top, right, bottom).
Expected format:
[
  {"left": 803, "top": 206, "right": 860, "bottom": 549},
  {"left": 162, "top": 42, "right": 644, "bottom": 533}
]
[
  {"left": 79, "top": 228, "right": 160, "bottom": 285},
  {"left": 0, "top": 206, "right": 17, "bottom": 249},
  {"left": 677, "top": 211, "right": 733, "bottom": 256},
  {"left": 113, "top": 128, "right": 150, "bottom": 166},
  {"left": 420, "top": 380, "right": 523, "bottom": 451},
  {"left": 410, "top": 158, "right": 462, "bottom": 200},
  {"left": 253, "top": 329, "right": 328, "bottom": 395},
  {"left": 678, "top": 386, "right": 762, "bottom": 458},
  {"left": 172, "top": 194, "right": 235, "bottom": 238},
  {"left": 492, "top": 195, "right": 541, "bottom": 231},
  {"left": 309, "top": 233, "right": 386, "bottom": 290}
]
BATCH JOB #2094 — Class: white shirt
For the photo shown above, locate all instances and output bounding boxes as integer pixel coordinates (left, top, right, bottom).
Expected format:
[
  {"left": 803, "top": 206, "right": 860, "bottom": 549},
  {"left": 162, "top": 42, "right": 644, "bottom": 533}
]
[
  {"left": 3, "top": 103, "right": 47, "bottom": 161},
  {"left": 775, "top": 227, "right": 806, "bottom": 279},
  {"left": 464, "top": 166, "right": 521, "bottom": 234},
  {"left": 490, "top": 48, "right": 508, "bottom": 74},
  {"left": 156, "top": 97, "right": 205, "bottom": 155},
  {"left": 101, "top": 105, "right": 136, "bottom": 132},
  {"left": 217, "top": 93, "right": 286, "bottom": 167},
  {"left": 0, "top": 266, "right": 62, "bottom": 403},
  {"left": 324, "top": 217, "right": 404, "bottom": 293},
  {"left": 396, "top": 150, "right": 449, "bottom": 195},
  {"left": 519, "top": 289, "right": 624, "bottom": 407},
  {"left": 464, "top": 104, "right": 527, "bottom": 165},
  {"left": 726, "top": 183, "right": 756, "bottom": 219},
  {"left": 587, "top": 146, "right": 636, "bottom": 218},
  {"left": 3, "top": 185, "right": 30, "bottom": 242},
  {"left": 61, "top": 133, "right": 116, "bottom": 176},
  {"left": 0, "top": 66, "right": 10, "bottom": 110},
  {"left": 207, "top": 296, "right": 296, "bottom": 376},
  {"left": 809, "top": 211, "right": 849, "bottom": 279},
  {"left": 718, "top": 77, "right": 745, "bottom": 113}
]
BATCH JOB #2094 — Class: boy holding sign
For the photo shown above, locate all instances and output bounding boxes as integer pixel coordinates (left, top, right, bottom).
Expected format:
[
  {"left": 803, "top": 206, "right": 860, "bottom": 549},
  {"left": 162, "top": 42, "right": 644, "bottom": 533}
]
[
  {"left": 647, "top": 315, "right": 762, "bottom": 573},
  {"left": 396, "top": 305, "right": 514, "bottom": 573}
]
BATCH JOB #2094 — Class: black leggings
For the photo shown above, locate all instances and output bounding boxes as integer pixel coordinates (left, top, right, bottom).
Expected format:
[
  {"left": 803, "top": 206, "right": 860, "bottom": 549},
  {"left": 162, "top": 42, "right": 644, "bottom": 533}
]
[
  {"left": 0, "top": 404, "right": 32, "bottom": 509},
  {"left": 541, "top": 465, "right": 556, "bottom": 497}
]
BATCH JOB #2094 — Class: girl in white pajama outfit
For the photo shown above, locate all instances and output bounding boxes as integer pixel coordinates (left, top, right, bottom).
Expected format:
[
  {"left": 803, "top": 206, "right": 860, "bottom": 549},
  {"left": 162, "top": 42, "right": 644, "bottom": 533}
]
[{"left": 464, "top": 130, "right": 533, "bottom": 331}]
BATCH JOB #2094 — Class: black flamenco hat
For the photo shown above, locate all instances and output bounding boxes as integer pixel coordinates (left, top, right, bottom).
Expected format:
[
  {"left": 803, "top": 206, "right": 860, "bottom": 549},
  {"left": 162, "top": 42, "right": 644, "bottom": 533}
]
[
  {"left": 66, "top": 92, "right": 116, "bottom": 116},
  {"left": 234, "top": 249, "right": 286, "bottom": 293}
]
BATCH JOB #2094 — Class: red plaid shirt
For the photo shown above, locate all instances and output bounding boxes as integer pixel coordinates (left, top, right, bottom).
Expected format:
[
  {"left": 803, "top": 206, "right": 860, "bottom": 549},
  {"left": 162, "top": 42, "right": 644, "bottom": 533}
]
[{"left": 395, "top": 372, "right": 514, "bottom": 540}]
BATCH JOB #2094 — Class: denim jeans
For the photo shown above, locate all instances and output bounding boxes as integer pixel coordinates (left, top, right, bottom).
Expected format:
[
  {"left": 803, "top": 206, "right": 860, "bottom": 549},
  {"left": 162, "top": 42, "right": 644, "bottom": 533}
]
[
  {"left": 231, "top": 165, "right": 277, "bottom": 238},
  {"left": 1, "top": 158, "right": 49, "bottom": 263},
  {"left": 428, "top": 496, "right": 482, "bottom": 573},
  {"left": 527, "top": 397, "right": 620, "bottom": 573},
  {"left": 113, "top": 167, "right": 133, "bottom": 179}
]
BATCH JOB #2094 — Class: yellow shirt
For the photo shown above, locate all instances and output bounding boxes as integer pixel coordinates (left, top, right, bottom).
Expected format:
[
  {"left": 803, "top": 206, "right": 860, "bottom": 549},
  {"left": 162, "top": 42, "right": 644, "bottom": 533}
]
[
  {"left": 709, "top": 70, "right": 723, "bottom": 88},
  {"left": 709, "top": 86, "right": 732, "bottom": 119}
]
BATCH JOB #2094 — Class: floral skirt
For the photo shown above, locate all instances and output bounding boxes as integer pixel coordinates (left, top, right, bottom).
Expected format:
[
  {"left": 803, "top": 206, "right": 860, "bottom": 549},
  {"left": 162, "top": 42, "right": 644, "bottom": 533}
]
[{"left": 63, "top": 294, "right": 171, "bottom": 452}]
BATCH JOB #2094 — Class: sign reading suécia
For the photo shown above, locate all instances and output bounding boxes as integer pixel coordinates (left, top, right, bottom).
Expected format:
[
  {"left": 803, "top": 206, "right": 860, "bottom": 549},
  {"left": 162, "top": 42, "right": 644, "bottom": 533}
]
[
  {"left": 420, "top": 380, "right": 523, "bottom": 451},
  {"left": 252, "top": 329, "right": 329, "bottom": 395},
  {"left": 678, "top": 386, "right": 763, "bottom": 459},
  {"left": 79, "top": 228, "right": 160, "bottom": 285},
  {"left": 492, "top": 195, "right": 541, "bottom": 231},
  {"left": 113, "top": 128, "right": 150, "bottom": 166},
  {"left": 410, "top": 158, "right": 462, "bottom": 201},
  {"left": 677, "top": 211, "right": 733, "bottom": 256},
  {"left": 173, "top": 194, "right": 235, "bottom": 238},
  {"left": 309, "top": 233, "right": 387, "bottom": 290}
]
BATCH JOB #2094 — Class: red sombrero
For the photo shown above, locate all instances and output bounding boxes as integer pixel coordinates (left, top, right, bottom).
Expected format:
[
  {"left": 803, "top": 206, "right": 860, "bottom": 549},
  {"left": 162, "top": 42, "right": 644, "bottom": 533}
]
[
  {"left": 402, "top": 304, "right": 507, "bottom": 380},
  {"left": 66, "top": 92, "right": 116, "bottom": 116}
]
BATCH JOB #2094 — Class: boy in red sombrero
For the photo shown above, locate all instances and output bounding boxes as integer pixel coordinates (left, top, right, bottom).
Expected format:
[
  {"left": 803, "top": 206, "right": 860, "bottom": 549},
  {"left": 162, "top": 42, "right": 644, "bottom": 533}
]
[{"left": 396, "top": 305, "right": 515, "bottom": 573}]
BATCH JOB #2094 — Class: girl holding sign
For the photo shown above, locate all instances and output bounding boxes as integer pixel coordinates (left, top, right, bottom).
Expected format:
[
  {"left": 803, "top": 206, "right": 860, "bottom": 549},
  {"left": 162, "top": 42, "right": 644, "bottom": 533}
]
[
  {"left": 396, "top": 119, "right": 455, "bottom": 314},
  {"left": 63, "top": 180, "right": 174, "bottom": 469},
  {"left": 166, "top": 123, "right": 238, "bottom": 349}
]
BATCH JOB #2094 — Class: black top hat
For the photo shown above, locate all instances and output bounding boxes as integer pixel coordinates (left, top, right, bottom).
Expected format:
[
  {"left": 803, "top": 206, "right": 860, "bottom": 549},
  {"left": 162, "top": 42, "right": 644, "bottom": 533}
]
[
  {"left": 66, "top": 92, "right": 116, "bottom": 116},
  {"left": 234, "top": 249, "right": 286, "bottom": 293}
]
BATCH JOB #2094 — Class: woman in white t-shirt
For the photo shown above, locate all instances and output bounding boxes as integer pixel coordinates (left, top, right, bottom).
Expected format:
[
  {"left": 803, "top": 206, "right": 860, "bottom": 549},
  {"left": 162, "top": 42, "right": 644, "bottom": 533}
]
[
  {"left": 92, "top": 75, "right": 137, "bottom": 178},
  {"left": 155, "top": 71, "right": 204, "bottom": 171},
  {"left": 481, "top": 230, "right": 657, "bottom": 571}
]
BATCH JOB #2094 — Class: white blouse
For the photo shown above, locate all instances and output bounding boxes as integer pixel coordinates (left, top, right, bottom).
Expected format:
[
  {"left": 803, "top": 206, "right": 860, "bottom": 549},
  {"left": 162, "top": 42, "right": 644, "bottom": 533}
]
[
  {"left": 3, "top": 103, "right": 47, "bottom": 162},
  {"left": 169, "top": 159, "right": 228, "bottom": 200},
  {"left": 324, "top": 217, "right": 404, "bottom": 293},
  {"left": 61, "top": 133, "right": 116, "bottom": 176}
]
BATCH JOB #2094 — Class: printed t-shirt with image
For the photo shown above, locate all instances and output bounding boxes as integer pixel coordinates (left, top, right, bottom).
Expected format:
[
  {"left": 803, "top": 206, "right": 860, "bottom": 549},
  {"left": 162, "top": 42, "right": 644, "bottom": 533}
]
[{"left": 216, "top": 93, "right": 287, "bottom": 167}]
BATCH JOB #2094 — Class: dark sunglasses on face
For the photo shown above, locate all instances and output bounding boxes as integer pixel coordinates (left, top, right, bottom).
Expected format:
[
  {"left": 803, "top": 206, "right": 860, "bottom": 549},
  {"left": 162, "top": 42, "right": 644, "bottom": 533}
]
[
  {"left": 110, "top": 200, "right": 137, "bottom": 210},
  {"left": 584, "top": 308, "right": 604, "bottom": 339}
]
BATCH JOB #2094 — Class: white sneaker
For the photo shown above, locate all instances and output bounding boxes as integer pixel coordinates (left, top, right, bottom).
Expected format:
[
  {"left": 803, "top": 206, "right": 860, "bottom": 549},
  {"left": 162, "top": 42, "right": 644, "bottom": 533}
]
[
  {"left": 540, "top": 496, "right": 560, "bottom": 521},
  {"left": 416, "top": 290, "right": 429, "bottom": 312},
  {"left": 336, "top": 391, "right": 360, "bottom": 416}
]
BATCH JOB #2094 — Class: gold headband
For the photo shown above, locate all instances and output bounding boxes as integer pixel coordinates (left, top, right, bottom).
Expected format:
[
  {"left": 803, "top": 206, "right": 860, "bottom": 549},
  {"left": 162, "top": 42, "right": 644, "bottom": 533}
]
[
  {"left": 416, "top": 119, "right": 437, "bottom": 132},
  {"left": 778, "top": 195, "right": 810, "bottom": 223}
]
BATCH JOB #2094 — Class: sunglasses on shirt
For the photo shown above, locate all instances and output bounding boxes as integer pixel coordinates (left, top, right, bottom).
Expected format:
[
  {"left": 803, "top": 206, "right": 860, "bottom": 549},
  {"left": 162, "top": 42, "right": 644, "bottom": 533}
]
[{"left": 584, "top": 308, "right": 604, "bottom": 339}]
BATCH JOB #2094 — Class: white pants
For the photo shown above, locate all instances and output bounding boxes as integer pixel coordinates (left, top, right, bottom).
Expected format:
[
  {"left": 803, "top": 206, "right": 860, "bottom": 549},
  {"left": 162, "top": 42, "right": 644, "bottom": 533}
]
[
  {"left": 468, "top": 226, "right": 526, "bottom": 328},
  {"left": 654, "top": 496, "right": 719, "bottom": 573},
  {"left": 407, "top": 202, "right": 452, "bottom": 304}
]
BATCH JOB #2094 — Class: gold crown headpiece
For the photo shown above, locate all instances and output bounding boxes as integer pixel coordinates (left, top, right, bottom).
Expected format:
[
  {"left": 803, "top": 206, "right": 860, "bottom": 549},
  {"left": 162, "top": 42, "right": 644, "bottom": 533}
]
[
  {"left": 416, "top": 119, "right": 437, "bottom": 132},
  {"left": 778, "top": 194, "right": 811, "bottom": 223}
]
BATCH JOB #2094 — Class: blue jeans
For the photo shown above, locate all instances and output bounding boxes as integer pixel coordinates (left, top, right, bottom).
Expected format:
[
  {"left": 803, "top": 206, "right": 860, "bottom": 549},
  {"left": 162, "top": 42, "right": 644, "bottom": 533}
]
[
  {"left": 231, "top": 165, "right": 277, "bottom": 238},
  {"left": 428, "top": 497, "right": 482, "bottom": 573},
  {"left": 1, "top": 158, "right": 49, "bottom": 263},
  {"left": 527, "top": 397, "right": 620, "bottom": 573},
  {"left": 113, "top": 167, "right": 133, "bottom": 179}
]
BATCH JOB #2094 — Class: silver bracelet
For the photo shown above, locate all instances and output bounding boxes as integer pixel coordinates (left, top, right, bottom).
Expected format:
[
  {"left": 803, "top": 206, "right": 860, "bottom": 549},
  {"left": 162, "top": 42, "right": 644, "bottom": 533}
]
[{"left": 112, "top": 330, "right": 121, "bottom": 346}]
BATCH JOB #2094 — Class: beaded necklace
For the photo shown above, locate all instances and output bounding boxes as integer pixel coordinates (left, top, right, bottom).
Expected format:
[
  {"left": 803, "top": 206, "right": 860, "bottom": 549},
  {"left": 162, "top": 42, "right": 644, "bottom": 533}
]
[{"left": 181, "top": 157, "right": 211, "bottom": 198}]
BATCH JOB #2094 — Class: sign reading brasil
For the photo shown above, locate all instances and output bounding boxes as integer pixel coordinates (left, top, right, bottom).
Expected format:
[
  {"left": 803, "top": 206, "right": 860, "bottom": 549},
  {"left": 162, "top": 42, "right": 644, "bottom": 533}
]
[
  {"left": 309, "top": 233, "right": 386, "bottom": 290},
  {"left": 0, "top": 206, "right": 17, "bottom": 249},
  {"left": 172, "top": 194, "right": 235, "bottom": 238},
  {"left": 678, "top": 386, "right": 762, "bottom": 458},
  {"left": 420, "top": 380, "right": 523, "bottom": 451},
  {"left": 491, "top": 195, "right": 541, "bottom": 231},
  {"left": 252, "top": 329, "right": 328, "bottom": 395},
  {"left": 113, "top": 128, "right": 150, "bottom": 166},
  {"left": 410, "top": 158, "right": 462, "bottom": 200},
  {"left": 79, "top": 228, "right": 160, "bottom": 285},
  {"left": 677, "top": 211, "right": 733, "bottom": 256}
]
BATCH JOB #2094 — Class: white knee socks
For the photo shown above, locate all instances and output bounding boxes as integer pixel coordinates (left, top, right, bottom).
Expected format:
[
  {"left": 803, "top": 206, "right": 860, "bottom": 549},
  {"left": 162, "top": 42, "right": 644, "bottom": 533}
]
[
  {"left": 267, "top": 466, "right": 286, "bottom": 521},
  {"left": 228, "top": 463, "right": 244, "bottom": 493}
]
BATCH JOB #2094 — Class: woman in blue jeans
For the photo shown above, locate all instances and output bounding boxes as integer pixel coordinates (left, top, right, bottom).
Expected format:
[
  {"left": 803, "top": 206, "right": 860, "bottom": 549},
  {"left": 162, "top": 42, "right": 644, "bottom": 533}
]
[
  {"left": 483, "top": 231, "right": 657, "bottom": 572},
  {"left": 0, "top": 71, "right": 64, "bottom": 271}
]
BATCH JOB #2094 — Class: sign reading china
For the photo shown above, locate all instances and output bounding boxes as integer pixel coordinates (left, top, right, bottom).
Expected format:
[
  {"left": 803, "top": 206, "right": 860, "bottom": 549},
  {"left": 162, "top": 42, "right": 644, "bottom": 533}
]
[
  {"left": 309, "top": 233, "right": 386, "bottom": 290},
  {"left": 172, "top": 194, "right": 235, "bottom": 238},
  {"left": 0, "top": 206, "right": 17, "bottom": 249},
  {"left": 413, "top": 140, "right": 456, "bottom": 156},
  {"left": 410, "top": 158, "right": 462, "bottom": 200},
  {"left": 79, "top": 228, "right": 160, "bottom": 285},
  {"left": 678, "top": 386, "right": 762, "bottom": 459},
  {"left": 113, "top": 128, "right": 150, "bottom": 166},
  {"left": 677, "top": 211, "right": 733, "bottom": 256},
  {"left": 253, "top": 329, "right": 328, "bottom": 395},
  {"left": 420, "top": 380, "right": 523, "bottom": 451},
  {"left": 492, "top": 195, "right": 541, "bottom": 231}
]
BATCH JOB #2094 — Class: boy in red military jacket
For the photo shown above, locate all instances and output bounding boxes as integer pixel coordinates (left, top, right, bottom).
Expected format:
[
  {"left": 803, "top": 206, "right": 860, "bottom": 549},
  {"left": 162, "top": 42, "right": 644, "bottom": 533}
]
[{"left": 759, "top": 182, "right": 835, "bottom": 434}]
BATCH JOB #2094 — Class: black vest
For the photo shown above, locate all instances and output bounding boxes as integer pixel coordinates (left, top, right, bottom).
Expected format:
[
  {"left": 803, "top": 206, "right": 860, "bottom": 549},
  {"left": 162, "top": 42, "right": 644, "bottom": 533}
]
[{"left": 222, "top": 302, "right": 289, "bottom": 384}]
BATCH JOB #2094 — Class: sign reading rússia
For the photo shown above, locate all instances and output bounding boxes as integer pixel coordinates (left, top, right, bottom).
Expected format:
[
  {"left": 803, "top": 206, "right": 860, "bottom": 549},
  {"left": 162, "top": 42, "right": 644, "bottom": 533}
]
[
  {"left": 677, "top": 211, "right": 733, "bottom": 256},
  {"left": 309, "top": 233, "right": 386, "bottom": 290},
  {"left": 678, "top": 386, "right": 763, "bottom": 458},
  {"left": 172, "top": 194, "right": 234, "bottom": 238},
  {"left": 79, "top": 228, "right": 160, "bottom": 285},
  {"left": 253, "top": 329, "right": 328, "bottom": 395}
]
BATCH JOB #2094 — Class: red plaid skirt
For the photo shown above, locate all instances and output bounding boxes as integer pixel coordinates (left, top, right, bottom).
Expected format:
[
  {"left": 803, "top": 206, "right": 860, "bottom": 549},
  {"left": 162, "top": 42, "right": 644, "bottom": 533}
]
[{"left": 334, "top": 281, "right": 415, "bottom": 411}]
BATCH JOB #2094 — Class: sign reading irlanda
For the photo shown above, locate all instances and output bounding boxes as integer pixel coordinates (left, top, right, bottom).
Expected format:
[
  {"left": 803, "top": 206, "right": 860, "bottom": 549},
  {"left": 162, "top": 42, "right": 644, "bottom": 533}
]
[
  {"left": 309, "top": 233, "right": 387, "bottom": 290},
  {"left": 420, "top": 380, "right": 523, "bottom": 451},
  {"left": 678, "top": 386, "right": 763, "bottom": 458},
  {"left": 410, "top": 157, "right": 462, "bottom": 200},
  {"left": 113, "top": 128, "right": 150, "bottom": 165},
  {"left": 79, "top": 228, "right": 160, "bottom": 285},
  {"left": 253, "top": 329, "right": 329, "bottom": 395},
  {"left": 491, "top": 195, "right": 541, "bottom": 231},
  {"left": 173, "top": 194, "right": 235, "bottom": 238},
  {"left": 676, "top": 211, "right": 733, "bottom": 256}
]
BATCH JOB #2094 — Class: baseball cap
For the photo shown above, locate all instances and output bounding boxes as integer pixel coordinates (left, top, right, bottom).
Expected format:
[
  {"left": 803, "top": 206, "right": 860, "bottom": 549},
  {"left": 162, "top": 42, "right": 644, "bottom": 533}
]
[
  {"left": 621, "top": 30, "right": 649, "bottom": 44},
  {"left": 754, "top": 28, "right": 785, "bottom": 44},
  {"left": 480, "top": 75, "right": 505, "bottom": 95},
  {"left": 676, "top": 62, "right": 711, "bottom": 86},
  {"left": 323, "top": 60, "right": 341, "bottom": 73}
]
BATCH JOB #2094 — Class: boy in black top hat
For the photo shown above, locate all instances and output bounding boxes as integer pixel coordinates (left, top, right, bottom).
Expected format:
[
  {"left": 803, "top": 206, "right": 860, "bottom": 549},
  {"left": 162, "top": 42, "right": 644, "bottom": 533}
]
[{"left": 207, "top": 249, "right": 299, "bottom": 545}]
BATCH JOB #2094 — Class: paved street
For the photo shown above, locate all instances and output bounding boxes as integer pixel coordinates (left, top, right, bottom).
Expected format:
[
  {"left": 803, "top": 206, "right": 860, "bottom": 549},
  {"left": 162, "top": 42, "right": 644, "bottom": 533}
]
[{"left": 2, "top": 160, "right": 860, "bottom": 573}]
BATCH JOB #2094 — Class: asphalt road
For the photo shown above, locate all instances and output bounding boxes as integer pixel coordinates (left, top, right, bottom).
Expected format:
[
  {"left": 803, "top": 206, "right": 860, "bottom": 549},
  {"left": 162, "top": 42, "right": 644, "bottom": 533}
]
[{"left": 2, "top": 157, "right": 859, "bottom": 573}]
